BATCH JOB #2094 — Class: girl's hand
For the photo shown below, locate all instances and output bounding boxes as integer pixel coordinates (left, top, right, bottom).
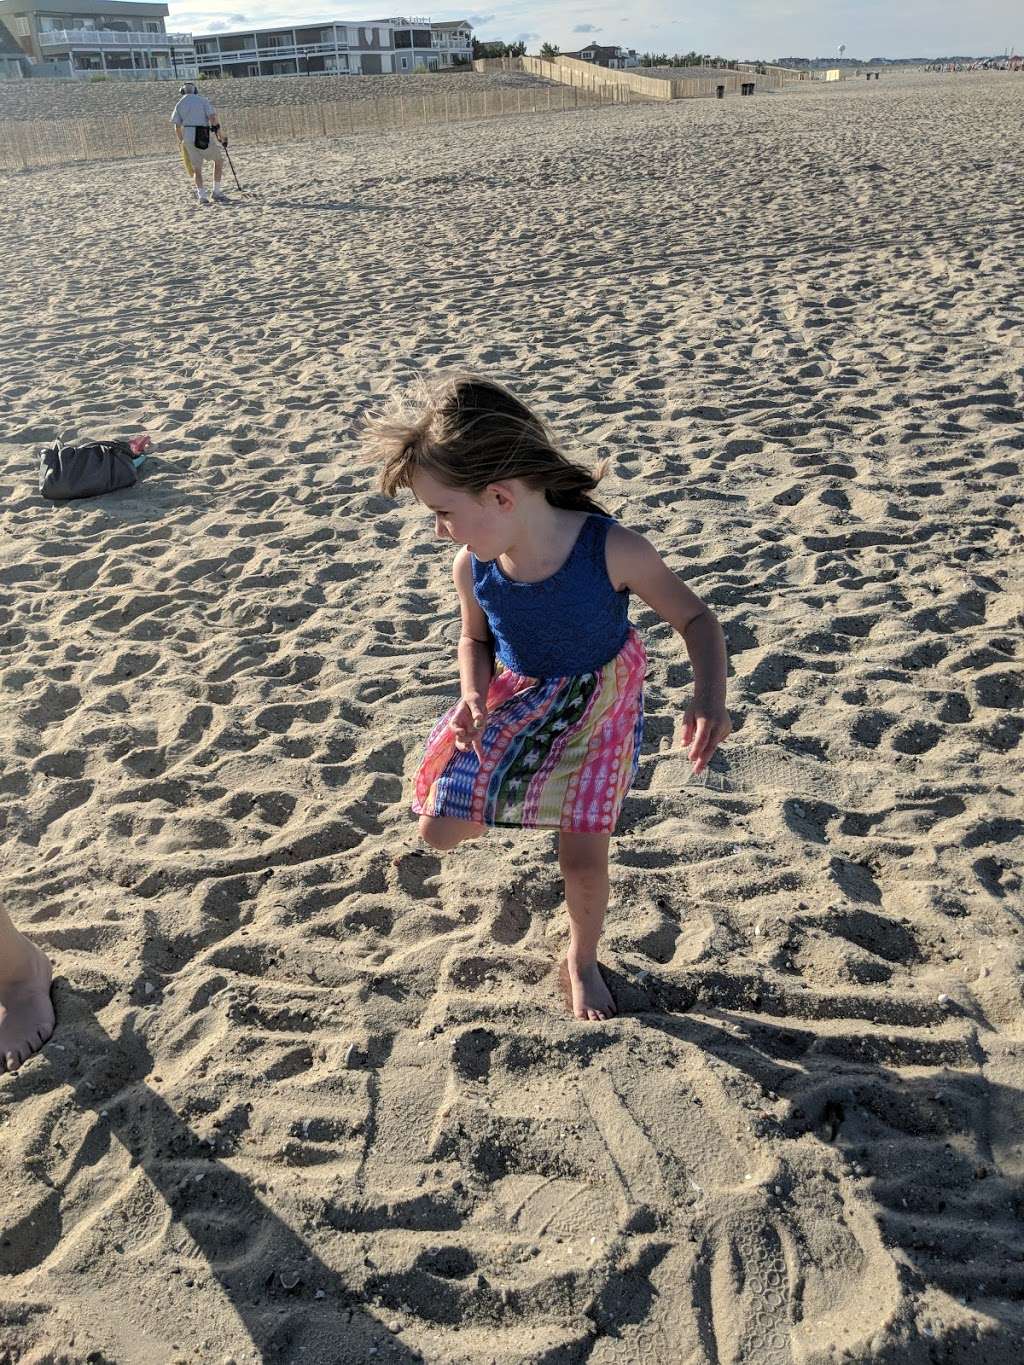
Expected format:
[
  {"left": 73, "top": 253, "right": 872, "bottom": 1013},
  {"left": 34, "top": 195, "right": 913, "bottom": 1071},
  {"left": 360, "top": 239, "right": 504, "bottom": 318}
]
[
  {"left": 681, "top": 703, "right": 731, "bottom": 776},
  {"left": 450, "top": 698, "right": 488, "bottom": 763}
]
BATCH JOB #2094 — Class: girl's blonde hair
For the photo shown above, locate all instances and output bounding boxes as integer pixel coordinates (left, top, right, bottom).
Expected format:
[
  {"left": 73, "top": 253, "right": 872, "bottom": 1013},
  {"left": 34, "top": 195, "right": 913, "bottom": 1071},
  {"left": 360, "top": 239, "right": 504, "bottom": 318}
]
[{"left": 363, "top": 372, "right": 609, "bottom": 514}]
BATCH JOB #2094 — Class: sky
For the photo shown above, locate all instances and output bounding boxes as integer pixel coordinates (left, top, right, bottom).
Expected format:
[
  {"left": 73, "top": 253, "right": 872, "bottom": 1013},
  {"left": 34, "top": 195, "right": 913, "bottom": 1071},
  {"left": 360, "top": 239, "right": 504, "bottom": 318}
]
[{"left": 167, "top": 2, "right": 1020, "bottom": 58}]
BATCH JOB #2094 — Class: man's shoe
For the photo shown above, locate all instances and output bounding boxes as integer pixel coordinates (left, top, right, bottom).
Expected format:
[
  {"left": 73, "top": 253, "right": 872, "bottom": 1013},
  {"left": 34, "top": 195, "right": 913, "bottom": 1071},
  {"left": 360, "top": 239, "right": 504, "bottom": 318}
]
[
  {"left": 196, "top": 187, "right": 210, "bottom": 204},
  {"left": 212, "top": 189, "right": 229, "bottom": 203}
]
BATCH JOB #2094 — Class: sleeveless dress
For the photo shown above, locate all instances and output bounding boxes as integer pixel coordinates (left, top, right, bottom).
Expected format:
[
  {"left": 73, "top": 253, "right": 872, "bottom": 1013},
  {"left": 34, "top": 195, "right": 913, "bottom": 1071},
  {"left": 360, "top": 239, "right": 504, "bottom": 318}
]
[{"left": 412, "top": 515, "right": 647, "bottom": 835}]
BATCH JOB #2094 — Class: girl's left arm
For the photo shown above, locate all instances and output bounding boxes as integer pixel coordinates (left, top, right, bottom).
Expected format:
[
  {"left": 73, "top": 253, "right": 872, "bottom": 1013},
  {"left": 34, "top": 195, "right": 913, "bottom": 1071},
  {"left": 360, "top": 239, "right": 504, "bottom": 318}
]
[{"left": 607, "top": 525, "right": 731, "bottom": 775}]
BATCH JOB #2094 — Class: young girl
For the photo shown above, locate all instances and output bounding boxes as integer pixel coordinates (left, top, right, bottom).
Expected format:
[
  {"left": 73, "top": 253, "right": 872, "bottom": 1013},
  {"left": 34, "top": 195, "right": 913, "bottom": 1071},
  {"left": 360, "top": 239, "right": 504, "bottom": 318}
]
[
  {"left": 0, "top": 909, "right": 53, "bottom": 1073},
  {"left": 364, "top": 374, "right": 730, "bottom": 1022}
]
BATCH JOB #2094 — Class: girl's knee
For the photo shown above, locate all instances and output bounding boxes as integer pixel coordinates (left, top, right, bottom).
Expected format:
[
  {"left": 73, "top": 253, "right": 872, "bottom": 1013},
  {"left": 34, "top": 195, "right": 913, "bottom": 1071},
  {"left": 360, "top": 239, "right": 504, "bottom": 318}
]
[
  {"left": 418, "top": 815, "right": 483, "bottom": 852},
  {"left": 418, "top": 816, "right": 451, "bottom": 850},
  {"left": 558, "top": 833, "right": 610, "bottom": 884}
]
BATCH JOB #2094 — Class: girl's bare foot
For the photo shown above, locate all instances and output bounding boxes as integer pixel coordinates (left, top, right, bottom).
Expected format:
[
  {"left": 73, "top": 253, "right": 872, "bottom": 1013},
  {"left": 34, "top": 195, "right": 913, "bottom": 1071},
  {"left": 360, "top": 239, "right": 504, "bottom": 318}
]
[
  {"left": 563, "top": 955, "right": 616, "bottom": 1022},
  {"left": 0, "top": 938, "right": 54, "bottom": 1073}
]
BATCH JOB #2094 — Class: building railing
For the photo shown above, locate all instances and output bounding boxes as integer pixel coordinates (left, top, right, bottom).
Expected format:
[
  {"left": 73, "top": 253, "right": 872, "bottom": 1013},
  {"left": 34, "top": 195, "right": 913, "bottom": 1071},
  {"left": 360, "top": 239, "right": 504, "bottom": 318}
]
[
  {"left": 73, "top": 64, "right": 200, "bottom": 79},
  {"left": 197, "top": 40, "right": 351, "bottom": 62},
  {"left": 39, "top": 29, "right": 194, "bottom": 50},
  {"left": 36, "top": 59, "right": 200, "bottom": 79},
  {"left": 201, "top": 41, "right": 469, "bottom": 60}
]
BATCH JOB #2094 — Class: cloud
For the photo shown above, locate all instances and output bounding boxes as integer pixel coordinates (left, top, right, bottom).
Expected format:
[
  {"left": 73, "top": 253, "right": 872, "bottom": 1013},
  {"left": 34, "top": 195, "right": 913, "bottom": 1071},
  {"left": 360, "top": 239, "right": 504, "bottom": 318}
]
[{"left": 166, "top": 2, "right": 1024, "bottom": 59}]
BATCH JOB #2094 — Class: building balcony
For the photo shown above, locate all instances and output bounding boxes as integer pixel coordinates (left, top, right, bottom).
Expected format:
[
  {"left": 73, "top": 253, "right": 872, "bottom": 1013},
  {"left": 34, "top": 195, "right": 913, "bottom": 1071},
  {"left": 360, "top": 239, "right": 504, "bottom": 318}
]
[
  {"left": 39, "top": 29, "right": 195, "bottom": 50},
  {"left": 201, "top": 40, "right": 350, "bottom": 63}
]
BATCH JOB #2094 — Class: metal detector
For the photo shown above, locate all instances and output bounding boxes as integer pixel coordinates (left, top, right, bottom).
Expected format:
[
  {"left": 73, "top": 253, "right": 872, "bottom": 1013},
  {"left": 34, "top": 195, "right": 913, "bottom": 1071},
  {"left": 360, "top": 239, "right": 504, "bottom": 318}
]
[
  {"left": 219, "top": 137, "right": 245, "bottom": 193},
  {"left": 218, "top": 137, "right": 260, "bottom": 198}
]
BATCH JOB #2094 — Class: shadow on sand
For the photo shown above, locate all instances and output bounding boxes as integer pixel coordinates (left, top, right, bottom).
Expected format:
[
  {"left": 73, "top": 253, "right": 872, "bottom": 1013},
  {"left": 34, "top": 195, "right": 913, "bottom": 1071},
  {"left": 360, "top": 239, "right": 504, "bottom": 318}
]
[{"left": 2, "top": 983, "right": 420, "bottom": 1363}]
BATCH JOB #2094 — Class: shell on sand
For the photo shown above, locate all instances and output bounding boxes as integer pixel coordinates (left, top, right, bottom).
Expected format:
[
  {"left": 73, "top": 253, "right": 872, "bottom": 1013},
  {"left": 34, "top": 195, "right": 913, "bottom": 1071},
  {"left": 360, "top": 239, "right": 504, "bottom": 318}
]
[{"left": 1, "top": 69, "right": 1023, "bottom": 1363}]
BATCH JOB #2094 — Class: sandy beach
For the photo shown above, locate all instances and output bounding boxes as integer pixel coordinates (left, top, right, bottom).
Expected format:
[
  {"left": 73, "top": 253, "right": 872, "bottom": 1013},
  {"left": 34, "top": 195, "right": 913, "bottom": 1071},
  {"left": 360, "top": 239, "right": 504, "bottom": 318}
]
[{"left": 1, "top": 70, "right": 1023, "bottom": 1363}]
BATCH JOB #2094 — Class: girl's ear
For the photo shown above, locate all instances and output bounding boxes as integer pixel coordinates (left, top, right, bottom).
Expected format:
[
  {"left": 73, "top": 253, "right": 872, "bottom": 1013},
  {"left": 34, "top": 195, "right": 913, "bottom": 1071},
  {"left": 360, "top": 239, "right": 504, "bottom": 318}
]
[{"left": 486, "top": 481, "right": 517, "bottom": 510}]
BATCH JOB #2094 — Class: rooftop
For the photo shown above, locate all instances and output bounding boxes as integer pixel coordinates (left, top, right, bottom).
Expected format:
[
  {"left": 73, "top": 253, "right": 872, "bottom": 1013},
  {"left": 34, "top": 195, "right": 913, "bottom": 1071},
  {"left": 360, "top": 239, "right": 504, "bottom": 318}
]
[{"left": 0, "top": 0, "right": 168, "bottom": 14}]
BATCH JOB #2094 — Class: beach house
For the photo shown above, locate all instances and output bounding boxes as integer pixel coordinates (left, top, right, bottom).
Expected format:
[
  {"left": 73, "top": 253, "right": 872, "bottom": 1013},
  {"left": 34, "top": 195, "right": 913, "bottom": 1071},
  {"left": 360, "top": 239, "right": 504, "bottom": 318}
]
[
  {"left": 561, "top": 43, "right": 638, "bottom": 69},
  {"left": 193, "top": 17, "right": 473, "bottom": 80},
  {"left": 0, "top": 0, "right": 197, "bottom": 78}
]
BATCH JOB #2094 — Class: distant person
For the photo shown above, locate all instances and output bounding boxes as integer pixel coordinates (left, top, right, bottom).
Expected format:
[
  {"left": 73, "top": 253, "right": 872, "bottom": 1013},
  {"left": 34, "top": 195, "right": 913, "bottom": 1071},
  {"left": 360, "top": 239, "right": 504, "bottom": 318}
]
[
  {"left": 171, "top": 81, "right": 228, "bottom": 205},
  {"left": 363, "top": 375, "right": 730, "bottom": 1022}
]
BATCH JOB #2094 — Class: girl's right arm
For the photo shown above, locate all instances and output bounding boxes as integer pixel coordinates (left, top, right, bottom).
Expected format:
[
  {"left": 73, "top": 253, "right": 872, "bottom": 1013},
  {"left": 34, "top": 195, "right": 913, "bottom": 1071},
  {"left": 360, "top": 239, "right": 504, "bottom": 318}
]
[{"left": 452, "top": 548, "right": 492, "bottom": 761}]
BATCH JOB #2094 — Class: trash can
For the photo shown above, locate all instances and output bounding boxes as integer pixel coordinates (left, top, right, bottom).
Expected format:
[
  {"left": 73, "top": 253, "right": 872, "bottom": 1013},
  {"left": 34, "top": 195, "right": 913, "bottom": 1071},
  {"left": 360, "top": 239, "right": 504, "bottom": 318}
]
[{"left": 716, "top": 84, "right": 725, "bottom": 99}]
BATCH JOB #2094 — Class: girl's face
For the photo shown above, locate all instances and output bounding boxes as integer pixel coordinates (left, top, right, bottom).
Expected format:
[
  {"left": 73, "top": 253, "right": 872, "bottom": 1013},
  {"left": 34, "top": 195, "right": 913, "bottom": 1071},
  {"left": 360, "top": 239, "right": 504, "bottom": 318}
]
[{"left": 411, "top": 469, "right": 509, "bottom": 559}]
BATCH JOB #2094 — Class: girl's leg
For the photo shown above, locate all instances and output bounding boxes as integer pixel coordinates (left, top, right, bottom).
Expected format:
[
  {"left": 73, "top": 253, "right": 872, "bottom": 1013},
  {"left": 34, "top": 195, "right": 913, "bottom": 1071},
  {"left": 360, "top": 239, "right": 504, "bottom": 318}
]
[
  {"left": 418, "top": 815, "right": 485, "bottom": 852},
  {"left": 0, "top": 908, "right": 54, "bottom": 1073},
  {"left": 558, "top": 832, "right": 616, "bottom": 1022}
]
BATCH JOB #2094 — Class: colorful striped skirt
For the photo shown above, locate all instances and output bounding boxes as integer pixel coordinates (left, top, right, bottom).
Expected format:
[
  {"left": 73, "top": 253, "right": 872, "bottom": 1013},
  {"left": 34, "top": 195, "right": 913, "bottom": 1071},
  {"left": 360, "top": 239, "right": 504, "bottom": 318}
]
[{"left": 412, "top": 628, "right": 647, "bottom": 835}]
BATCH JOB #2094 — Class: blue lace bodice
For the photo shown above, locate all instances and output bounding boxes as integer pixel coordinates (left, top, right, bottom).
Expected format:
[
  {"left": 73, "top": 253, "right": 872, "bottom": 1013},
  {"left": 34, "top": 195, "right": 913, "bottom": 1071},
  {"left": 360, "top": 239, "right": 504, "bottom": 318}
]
[{"left": 471, "top": 514, "right": 631, "bottom": 678}]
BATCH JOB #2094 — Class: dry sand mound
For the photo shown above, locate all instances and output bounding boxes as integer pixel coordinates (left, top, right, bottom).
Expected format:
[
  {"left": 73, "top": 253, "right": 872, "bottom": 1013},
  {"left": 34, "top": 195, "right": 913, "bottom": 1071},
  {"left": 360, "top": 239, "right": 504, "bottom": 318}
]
[
  {"left": 0, "top": 69, "right": 554, "bottom": 123},
  {"left": 1, "top": 71, "right": 1023, "bottom": 1362}
]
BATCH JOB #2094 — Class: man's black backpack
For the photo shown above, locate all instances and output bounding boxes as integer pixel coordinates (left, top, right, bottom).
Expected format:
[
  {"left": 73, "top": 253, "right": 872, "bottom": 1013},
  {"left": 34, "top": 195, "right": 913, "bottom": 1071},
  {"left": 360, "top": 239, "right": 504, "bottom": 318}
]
[{"left": 38, "top": 440, "right": 147, "bottom": 501}]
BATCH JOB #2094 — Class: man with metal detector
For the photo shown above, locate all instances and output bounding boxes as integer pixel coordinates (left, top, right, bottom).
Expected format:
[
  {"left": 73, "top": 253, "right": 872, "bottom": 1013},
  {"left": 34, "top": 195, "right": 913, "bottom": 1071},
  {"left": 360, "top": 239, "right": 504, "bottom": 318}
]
[{"left": 171, "top": 81, "right": 229, "bottom": 206}]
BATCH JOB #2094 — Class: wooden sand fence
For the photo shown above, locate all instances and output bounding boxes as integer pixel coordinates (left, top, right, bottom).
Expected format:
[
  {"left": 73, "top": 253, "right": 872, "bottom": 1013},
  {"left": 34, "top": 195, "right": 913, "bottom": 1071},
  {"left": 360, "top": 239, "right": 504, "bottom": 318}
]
[
  {"left": 476, "top": 54, "right": 813, "bottom": 99},
  {"left": 0, "top": 81, "right": 627, "bottom": 172}
]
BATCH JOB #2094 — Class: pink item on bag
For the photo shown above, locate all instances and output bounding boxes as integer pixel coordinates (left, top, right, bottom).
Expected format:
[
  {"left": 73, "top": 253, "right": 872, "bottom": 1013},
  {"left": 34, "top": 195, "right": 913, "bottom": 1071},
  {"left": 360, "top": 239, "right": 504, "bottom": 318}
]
[{"left": 129, "top": 434, "right": 152, "bottom": 456}]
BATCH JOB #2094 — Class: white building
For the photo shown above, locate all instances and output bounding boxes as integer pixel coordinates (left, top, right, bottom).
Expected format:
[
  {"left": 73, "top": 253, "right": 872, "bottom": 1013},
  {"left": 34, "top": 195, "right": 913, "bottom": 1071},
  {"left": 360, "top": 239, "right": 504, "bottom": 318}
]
[{"left": 193, "top": 16, "right": 472, "bottom": 80}]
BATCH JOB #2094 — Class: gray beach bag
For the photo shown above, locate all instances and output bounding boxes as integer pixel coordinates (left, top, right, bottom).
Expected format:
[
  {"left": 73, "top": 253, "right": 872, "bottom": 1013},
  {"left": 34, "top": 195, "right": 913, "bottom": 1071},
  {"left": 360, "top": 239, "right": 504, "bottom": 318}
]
[{"left": 38, "top": 440, "right": 147, "bottom": 501}]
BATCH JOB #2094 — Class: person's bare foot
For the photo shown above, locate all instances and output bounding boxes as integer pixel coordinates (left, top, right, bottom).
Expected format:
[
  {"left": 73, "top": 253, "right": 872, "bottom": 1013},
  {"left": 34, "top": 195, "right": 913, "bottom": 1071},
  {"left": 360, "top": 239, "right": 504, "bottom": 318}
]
[
  {"left": 562, "top": 955, "right": 616, "bottom": 1022},
  {"left": 0, "top": 938, "right": 54, "bottom": 1073}
]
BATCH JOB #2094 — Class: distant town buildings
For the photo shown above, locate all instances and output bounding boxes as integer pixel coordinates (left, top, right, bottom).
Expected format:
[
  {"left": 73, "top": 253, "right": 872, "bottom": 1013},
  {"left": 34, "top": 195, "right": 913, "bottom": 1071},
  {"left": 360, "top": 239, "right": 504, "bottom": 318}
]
[
  {"left": 0, "top": 3, "right": 473, "bottom": 79},
  {"left": 776, "top": 53, "right": 1018, "bottom": 68}
]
